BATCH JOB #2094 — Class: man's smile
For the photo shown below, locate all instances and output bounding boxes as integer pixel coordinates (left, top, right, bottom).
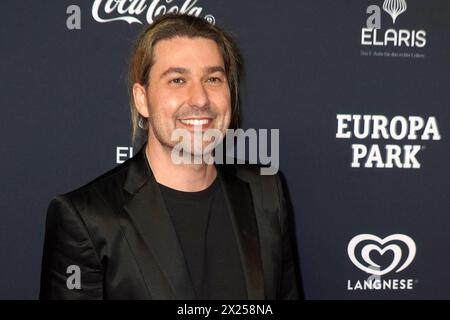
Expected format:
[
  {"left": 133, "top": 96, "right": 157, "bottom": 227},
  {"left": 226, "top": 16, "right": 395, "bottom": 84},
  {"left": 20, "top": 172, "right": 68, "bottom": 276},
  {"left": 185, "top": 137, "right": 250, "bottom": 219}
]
[{"left": 177, "top": 117, "right": 214, "bottom": 130}]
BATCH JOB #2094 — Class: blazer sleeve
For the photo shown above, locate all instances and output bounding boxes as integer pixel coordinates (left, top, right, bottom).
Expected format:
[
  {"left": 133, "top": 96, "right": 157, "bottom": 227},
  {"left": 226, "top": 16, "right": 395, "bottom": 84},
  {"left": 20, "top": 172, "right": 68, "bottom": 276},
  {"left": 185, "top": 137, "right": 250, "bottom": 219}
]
[
  {"left": 275, "top": 174, "right": 300, "bottom": 300},
  {"left": 39, "top": 195, "right": 104, "bottom": 299}
]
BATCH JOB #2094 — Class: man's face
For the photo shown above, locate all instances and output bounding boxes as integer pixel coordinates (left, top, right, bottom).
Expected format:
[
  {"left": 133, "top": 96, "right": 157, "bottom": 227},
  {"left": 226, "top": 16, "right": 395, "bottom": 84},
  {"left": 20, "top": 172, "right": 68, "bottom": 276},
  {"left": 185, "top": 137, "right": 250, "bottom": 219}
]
[{"left": 143, "top": 36, "right": 231, "bottom": 156}]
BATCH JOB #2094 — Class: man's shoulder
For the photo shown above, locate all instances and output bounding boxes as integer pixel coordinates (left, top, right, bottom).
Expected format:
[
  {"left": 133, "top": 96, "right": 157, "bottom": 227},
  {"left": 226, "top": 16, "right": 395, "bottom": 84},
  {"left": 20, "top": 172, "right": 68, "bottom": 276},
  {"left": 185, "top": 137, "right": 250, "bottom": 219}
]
[{"left": 56, "top": 156, "right": 136, "bottom": 211}]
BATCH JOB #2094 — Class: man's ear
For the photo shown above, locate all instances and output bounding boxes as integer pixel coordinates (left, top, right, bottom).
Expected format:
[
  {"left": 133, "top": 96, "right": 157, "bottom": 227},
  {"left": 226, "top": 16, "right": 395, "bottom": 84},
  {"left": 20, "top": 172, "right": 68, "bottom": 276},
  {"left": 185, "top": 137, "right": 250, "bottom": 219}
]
[{"left": 132, "top": 83, "right": 150, "bottom": 118}]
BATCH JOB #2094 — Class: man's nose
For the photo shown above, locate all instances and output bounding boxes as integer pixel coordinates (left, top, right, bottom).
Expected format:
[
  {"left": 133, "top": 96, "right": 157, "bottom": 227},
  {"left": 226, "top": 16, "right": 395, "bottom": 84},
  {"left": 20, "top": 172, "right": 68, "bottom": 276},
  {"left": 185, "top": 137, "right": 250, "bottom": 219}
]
[{"left": 187, "top": 81, "right": 210, "bottom": 108}]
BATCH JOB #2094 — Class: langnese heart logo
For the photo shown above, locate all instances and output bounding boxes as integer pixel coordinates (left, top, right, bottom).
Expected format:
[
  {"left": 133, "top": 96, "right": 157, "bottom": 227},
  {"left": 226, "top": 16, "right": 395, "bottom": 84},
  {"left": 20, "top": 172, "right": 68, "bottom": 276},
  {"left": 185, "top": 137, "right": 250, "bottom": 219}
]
[{"left": 347, "top": 234, "right": 416, "bottom": 276}]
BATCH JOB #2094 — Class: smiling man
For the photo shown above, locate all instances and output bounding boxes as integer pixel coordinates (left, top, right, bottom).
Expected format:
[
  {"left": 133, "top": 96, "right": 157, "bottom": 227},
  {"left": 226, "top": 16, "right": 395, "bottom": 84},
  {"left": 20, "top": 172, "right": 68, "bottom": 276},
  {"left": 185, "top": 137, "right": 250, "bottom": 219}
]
[{"left": 39, "top": 14, "right": 299, "bottom": 300}]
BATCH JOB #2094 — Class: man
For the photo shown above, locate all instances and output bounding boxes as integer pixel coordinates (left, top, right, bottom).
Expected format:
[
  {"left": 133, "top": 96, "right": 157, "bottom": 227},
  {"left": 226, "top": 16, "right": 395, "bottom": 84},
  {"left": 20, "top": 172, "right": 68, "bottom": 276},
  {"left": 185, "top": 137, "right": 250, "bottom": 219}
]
[{"left": 40, "top": 14, "right": 299, "bottom": 300}]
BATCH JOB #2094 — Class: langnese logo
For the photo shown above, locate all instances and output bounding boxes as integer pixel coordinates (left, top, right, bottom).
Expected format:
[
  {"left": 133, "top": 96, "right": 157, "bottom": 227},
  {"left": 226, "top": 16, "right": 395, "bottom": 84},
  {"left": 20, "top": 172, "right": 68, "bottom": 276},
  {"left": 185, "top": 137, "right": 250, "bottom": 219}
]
[
  {"left": 361, "top": 0, "right": 427, "bottom": 51},
  {"left": 92, "top": 0, "right": 215, "bottom": 25},
  {"left": 347, "top": 234, "right": 417, "bottom": 291},
  {"left": 336, "top": 114, "right": 441, "bottom": 169}
]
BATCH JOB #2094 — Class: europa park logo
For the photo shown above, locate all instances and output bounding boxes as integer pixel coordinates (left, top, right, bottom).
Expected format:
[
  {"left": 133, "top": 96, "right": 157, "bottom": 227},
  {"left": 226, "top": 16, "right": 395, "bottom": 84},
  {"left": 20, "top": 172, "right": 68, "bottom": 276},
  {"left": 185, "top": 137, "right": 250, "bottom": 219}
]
[{"left": 347, "top": 234, "right": 417, "bottom": 291}]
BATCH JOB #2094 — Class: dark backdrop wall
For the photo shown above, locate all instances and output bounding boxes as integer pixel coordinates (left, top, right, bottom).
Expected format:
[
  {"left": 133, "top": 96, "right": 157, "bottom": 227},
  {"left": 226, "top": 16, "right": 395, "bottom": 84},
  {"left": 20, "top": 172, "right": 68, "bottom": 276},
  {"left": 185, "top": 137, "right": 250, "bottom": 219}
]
[{"left": 1, "top": 0, "right": 449, "bottom": 299}]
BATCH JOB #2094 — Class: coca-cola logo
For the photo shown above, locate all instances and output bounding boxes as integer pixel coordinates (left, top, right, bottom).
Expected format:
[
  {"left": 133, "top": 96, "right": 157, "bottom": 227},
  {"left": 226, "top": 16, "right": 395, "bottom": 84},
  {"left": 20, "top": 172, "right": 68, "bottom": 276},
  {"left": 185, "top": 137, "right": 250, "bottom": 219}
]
[{"left": 92, "top": 0, "right": 215, "bottom": 25}]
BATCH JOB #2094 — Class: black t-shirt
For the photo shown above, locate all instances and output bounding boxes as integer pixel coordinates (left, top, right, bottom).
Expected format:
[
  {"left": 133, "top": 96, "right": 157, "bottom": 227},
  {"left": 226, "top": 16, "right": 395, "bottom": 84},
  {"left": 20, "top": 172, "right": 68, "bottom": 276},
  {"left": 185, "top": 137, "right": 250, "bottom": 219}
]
[{"left": 158, "top": 176, "right": 247, "bottom": 299}]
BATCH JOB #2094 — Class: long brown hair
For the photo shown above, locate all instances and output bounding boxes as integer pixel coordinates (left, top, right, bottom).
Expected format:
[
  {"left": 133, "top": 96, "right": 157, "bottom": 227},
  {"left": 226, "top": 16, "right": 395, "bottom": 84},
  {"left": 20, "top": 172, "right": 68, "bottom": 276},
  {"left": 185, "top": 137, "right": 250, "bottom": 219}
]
[{"left": 128, "top": 13, "right": 242, "bottom": 143}]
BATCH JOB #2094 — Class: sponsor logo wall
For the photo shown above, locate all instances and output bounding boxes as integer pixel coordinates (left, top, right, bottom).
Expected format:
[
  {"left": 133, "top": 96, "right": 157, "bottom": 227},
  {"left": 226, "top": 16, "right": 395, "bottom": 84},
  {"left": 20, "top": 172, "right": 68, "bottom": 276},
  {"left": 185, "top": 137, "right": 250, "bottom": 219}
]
[{"left": 0, "top": 0, "right": 449, "bottom": 299}]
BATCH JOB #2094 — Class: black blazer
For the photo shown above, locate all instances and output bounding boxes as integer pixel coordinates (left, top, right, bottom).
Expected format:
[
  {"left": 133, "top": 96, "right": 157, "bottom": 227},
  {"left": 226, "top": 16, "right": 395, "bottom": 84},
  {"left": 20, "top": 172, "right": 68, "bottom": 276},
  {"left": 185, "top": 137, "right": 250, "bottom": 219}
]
[{"left": 39, "top": 145, "right": 299, "bottom": 299}]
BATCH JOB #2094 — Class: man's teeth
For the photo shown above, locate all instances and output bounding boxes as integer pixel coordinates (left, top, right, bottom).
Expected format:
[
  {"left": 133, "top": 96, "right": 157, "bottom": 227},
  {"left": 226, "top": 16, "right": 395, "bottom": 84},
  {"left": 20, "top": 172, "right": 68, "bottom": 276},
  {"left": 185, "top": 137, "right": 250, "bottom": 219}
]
[{"left": 180, "top": 119, "right": 210, "bottom": 125}]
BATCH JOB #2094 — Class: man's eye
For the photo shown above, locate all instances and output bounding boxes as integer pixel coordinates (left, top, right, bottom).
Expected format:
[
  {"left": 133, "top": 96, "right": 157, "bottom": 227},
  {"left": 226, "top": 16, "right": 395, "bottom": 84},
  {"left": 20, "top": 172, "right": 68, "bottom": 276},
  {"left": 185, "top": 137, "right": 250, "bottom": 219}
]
[
  {"left": 169, "top": 78, "right": 185, "bottom": 85},
  {"left": 206, "top": 77, "right": 222, "bottom": 84}
]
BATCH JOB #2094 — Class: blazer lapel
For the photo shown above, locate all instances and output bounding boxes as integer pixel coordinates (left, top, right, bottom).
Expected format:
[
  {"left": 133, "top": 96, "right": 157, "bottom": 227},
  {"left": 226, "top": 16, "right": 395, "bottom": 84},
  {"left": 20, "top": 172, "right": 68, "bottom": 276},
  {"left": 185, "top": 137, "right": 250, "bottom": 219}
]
[
  {"left": 218, "top": 167, "right": 265, "bottom": 300},
  {"left": 122, "top": 146, "right": 195, "bottom": 299}
]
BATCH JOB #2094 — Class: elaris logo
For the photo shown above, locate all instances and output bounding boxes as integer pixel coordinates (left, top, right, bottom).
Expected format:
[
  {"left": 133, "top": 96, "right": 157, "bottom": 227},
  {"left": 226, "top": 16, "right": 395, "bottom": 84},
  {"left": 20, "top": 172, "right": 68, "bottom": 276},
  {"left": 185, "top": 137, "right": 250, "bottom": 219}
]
[
  {"left": 346, "top": 234, "right": 417, "bottom": 291},
  {"left": 361, "top": 0, "right": 426, "bottom": 48}
]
